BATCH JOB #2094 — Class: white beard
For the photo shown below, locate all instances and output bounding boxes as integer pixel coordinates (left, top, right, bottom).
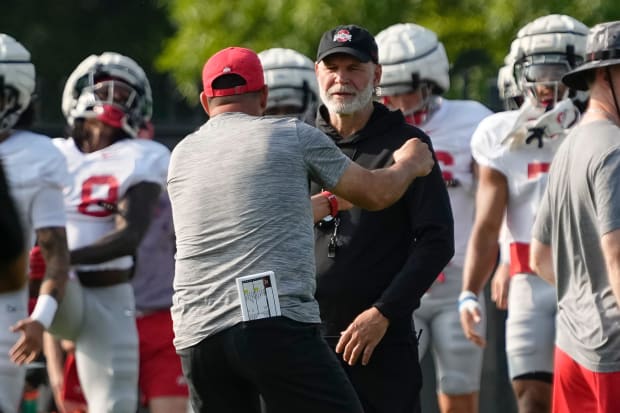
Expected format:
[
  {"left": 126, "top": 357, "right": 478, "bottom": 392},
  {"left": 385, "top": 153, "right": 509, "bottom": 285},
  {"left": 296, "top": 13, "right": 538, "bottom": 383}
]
[{"left": 320, "top": 82, "right": 374, "bottom": 115}]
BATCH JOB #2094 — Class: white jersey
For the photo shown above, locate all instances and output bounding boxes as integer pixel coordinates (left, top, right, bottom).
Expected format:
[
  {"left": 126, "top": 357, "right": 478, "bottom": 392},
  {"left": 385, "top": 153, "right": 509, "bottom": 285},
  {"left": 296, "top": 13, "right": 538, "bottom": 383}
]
[
  {"left": 0, "top": 130, "right": 68, "bottom": 251},
  {"left": 53, "top": 137, "right": 170, "bottom": 271},
  {"left": 422, "top": 99, "right": 492, "bottom": 268},
  {"left": 0, "top": 131, "right": 67, "bottom": 413},
  {"left": 471, "top": 108, "right": 564, "bottom": 275}
]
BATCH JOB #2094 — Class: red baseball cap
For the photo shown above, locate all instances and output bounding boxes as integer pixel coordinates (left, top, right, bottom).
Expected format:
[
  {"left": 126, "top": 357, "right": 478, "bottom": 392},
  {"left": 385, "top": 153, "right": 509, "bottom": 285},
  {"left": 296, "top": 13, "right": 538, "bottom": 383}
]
[{"left": 202, "top": 47, "right": 265, "bottom": 97}]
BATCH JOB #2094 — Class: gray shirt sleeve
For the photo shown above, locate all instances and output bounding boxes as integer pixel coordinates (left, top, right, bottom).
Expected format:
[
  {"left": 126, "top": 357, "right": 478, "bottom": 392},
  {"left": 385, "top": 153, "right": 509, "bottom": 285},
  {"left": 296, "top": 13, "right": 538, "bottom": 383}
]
[
  {"left": 532, "top": 184, "right": 552, "bottom": 244},
  {"left": 296, "top": 122, "right": 351, "bottom": 189},
  {"left": 594, "top": 148, "right": 620, "bottom": 235}
]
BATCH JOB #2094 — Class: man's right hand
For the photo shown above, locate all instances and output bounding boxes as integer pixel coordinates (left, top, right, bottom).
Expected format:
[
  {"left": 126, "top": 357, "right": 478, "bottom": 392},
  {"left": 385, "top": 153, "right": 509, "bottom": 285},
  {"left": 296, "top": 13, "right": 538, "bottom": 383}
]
[
  {"left": 393, "top": 138, "right": 434, "bottom": 177},
  {"left": 458, "top": 290, "right": 486, "bottom": 347}
]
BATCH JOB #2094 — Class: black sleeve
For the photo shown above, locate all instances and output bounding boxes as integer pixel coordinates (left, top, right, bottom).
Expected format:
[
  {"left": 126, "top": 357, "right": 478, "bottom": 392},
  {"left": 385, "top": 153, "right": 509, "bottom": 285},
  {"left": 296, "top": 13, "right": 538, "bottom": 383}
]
[
  {"left": 373, "top": 139, "right": 455, "bottom": 319},
  {"left": 0, "top": 159, "right": 25, "bottom": 262}
]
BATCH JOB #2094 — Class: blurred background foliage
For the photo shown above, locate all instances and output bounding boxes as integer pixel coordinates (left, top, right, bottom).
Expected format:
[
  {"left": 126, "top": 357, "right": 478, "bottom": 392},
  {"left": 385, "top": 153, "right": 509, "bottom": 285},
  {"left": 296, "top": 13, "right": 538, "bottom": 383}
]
[{"left": 1, "top": 0, "right": 618, "bottom": 141}]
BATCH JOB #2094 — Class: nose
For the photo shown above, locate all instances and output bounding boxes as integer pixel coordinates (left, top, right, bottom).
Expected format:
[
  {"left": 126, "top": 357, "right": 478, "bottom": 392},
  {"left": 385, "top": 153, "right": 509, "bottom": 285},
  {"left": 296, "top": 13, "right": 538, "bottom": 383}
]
[
  {"left": 536, "top": 83, "right": 555, "bottom": 97},
  {"left": 332, "top": 68, "right": 349, "bottom": 84}
]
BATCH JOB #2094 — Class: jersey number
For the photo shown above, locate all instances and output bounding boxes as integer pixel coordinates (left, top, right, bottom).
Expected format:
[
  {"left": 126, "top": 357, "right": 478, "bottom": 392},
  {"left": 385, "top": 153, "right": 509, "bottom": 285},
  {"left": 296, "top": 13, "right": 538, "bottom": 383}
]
[
  {"left": 435, "top": 151, "right": 454, "bottom": 182},
  {"left": 435, "top": 150, "right": 462, "bottom": 187},
  {"left": 527, "top": 162, "right": 550, "bottom": 179},
  {"left": 78, "top": 175, "right": 119, "bottom": 217}
]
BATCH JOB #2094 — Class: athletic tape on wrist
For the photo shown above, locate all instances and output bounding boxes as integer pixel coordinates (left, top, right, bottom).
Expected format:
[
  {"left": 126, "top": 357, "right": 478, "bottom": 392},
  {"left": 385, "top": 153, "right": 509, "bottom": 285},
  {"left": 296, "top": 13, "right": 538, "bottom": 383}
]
[
  {"left": 30, "top": 294, "right": 58, "bottom": 329},
  {"left": 458, "top": 290, "right": 479, "bottom": 313}
]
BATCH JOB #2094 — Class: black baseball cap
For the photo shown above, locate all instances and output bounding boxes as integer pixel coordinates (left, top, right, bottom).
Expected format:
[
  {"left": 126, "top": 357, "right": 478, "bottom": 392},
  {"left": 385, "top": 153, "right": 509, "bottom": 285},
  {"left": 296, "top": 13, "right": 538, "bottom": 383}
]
[{"left": 316, "top": 24, "right": 379, "bottom": 64}]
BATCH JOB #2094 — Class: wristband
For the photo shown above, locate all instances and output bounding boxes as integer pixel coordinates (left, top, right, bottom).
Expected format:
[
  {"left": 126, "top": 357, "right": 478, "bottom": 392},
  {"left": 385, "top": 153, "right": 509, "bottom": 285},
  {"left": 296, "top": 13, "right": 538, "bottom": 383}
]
[
  {"left": 30, "top": 294, "right": 58, "bottom": 329},
  {"left": 320, "top": 191, "right": 339, "bottom": 219},
  {"left": 458, "top": 290, "right": 479, "bottom": 314}
]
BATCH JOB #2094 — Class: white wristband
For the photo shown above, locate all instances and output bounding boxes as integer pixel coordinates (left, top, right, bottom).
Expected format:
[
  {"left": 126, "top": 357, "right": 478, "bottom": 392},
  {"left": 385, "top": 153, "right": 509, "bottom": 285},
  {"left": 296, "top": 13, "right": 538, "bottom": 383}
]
[
  {"left": 458, "top": 290, "right": 480, "bottom": 314},
  {"left": 30, "top": 294, "right": 58, "bottom": 329}
]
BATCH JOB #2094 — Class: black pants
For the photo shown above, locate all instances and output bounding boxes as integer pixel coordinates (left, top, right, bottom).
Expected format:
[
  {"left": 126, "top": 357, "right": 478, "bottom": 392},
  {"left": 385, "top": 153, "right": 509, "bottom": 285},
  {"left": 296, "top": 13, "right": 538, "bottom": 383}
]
[
  {"left": 326, "top": 334, "right": 422, "bottom": 413},
  {"left": 178, "top": 317, "right": 364, "bottom": 413}
]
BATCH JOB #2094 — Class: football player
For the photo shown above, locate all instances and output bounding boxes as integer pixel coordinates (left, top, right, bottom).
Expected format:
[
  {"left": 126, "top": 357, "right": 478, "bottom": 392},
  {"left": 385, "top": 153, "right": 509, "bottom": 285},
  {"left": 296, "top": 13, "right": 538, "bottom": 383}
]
[
  {"left": 258, "top": 47, "right": 319, "bottom": 123},
  {"left": 375, "top": 23, "right": 493, "bottom": 413},
  {"left": 44, "top": 52, "right": 170, "bottom": 413},
  {"left": 0, "top": 33, "right": 70, "bottom": 413},
  {"left": 459, "top": 15, "right": 588, "bottom": 413}
]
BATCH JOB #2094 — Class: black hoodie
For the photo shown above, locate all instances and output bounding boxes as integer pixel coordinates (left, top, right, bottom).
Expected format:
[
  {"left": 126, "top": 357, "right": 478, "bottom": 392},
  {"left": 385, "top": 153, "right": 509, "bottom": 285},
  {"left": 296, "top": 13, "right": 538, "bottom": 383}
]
[{"left": 312, "top": 102, "right": 454, "bottom": 340}]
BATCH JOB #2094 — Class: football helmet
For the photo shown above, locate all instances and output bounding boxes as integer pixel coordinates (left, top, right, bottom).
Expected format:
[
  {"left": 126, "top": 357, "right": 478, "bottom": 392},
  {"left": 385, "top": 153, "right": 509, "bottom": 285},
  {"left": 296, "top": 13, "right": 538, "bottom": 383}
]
[
  {"left": 0, "top": 34, "right": 35, "bottom": 132},
  {"left": 514, "top": 14, "right": 588, "bottom": 108},
  {"left": 62, "top": 52, "right": 152, "bottom": 137},
  {"left": 376, "top": 23, "right": 450, "bottom": 97},
  {"left": 258, "top": 48, "right": 318, "bottom": 121},
  {"left": 498, "top": 39, "right": 523, "bottom": 110}
]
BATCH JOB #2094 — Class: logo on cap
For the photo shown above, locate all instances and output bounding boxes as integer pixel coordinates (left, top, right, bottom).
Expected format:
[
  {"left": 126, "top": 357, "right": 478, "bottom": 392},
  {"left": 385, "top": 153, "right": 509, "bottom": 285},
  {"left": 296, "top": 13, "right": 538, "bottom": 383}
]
[
  {"left": 333, "top": 29, "right": 352, "bottom": 43},
  {"left": 223, "top": 67, "right": 232, "bottom": 73}
]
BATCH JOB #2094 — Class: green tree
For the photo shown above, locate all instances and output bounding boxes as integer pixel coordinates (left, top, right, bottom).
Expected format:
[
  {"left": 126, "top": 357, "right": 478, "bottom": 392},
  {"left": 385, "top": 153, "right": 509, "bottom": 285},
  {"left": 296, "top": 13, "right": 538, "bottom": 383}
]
[
  {"left": 0, "top": 0, "right": 177, "bottom": 128},
  {"left": 156, "top": 0, "right": 619, "bottom": 105}
]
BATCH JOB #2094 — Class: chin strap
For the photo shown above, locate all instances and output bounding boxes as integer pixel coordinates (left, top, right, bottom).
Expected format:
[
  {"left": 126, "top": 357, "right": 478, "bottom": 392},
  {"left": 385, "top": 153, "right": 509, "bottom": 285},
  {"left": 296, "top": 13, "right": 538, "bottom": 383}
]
[
  {"left": 403, "top": 110, "right": 428, "bottom": 126},
  {"left": 402, "top": 94, "right": 440, "bottom": 127},
  {"left": 502, "top": 99, "right": 579, "bottom": 150}
]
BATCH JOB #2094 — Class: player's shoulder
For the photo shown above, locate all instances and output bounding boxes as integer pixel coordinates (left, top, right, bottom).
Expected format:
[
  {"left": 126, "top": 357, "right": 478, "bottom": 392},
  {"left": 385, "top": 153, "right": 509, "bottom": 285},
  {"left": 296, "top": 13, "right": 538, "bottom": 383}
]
[
  {"left": 2, "top": 131, "right": 68, "bottom": 186},
  {"left": 120, "top": 140, "right": 170, "bottom": 184},
  {"left": 114, "top": 139, "right": 171, "bottom": 163},
  {"left": 431, "top": 99, "right": 493, "bottom": 138},
  {"left": 443, "top": 99, "right": 493, "bottom": 118},
  {"left": 470, "top": 110, "right": 520, "bottom": 157},
  {"left": 51, "top": 136, "right": 78, "bottom": 154},
  {"left": 475, "top": 110, "right": 519, "bottom": 131},
  {"left": 4, "top": 130, "right": 65, "bottom": 163}
]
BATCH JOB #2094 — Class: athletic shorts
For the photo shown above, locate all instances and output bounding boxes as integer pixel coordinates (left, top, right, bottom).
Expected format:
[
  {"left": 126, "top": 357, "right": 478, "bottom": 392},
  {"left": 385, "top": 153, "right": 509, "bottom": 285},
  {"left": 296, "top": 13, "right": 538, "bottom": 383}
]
[
  {"left": 505, "top": 273, "right": 556, "bottom": 379},
  {"left": 62, "top": 352, "right": 86, "bottom": 405},
  {"left": 553, "top": 347, "right": 620, "bottom": 413},
  {"left": 50, "top": 281, "right": 139, "bottom": 413},
  {"left": 415, "top": 265, "right": 485, "bottom": 394},
  {"left": 0, "top": 288, "right": 28, "bottom": 413},
  {"left": 63, "top": 309, "right": 188, "bottom": 406},
  {"left": 136, "top": 309, "right": 188, "bottom": 402}
]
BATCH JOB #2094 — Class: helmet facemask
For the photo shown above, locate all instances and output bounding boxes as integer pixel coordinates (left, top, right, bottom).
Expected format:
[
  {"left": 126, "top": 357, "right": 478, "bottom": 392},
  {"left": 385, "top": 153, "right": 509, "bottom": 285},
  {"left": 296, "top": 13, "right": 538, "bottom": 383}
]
[
  {"left": 516, "top": 54, "right": 579, "bottom": 110},
  {"left": 264, "top": 80, "right": 317, "bottom": 121},
  {"left": 381, "top": 77, "right": 438, "bottom": 126},
  {"left": 0, "top": 76, "right": 20, "bottom": 131},
  {"left": 258, "top": 48, "right": 319, "bottom": 124},
  {"left": 86, "top": 80, "right": 142, "bottom": 129},
  {"left": 62, "top": 53, "right": 152, "bottom": 137},
  {"left": 512, "top": 15, "right": 588, "bottom": 111}
]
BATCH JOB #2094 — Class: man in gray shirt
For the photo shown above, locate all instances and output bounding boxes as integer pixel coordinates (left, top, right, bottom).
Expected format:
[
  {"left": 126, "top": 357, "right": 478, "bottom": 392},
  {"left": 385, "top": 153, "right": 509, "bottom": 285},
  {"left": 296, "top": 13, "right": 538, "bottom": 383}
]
[
  {"left": 167, "top": 46, "right": 434, "bottom": 413},
  {"left": 531, "top": 21, "right": 620, "bottom": 413}
]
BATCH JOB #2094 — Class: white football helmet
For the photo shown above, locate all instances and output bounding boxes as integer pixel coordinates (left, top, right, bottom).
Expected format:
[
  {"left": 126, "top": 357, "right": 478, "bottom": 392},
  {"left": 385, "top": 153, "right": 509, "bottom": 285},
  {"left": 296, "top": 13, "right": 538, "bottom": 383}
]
[
  {"left": 258, "top": 48, "right": 318, "bottom": 121},
  {"left": 0, "top": 34, "right": 35, "bottom": 132},
  {"left": 514, "top": 14, "right": 588, "bottom": 108},
  {"left": 62, "top": 52, "right": 152, "bottom": 137},
  {"left": 498, "top": 39, "right": 523, "bottom": 110},
  {"left": 376, "top": 23, "right": 450, "bottom": 97}
]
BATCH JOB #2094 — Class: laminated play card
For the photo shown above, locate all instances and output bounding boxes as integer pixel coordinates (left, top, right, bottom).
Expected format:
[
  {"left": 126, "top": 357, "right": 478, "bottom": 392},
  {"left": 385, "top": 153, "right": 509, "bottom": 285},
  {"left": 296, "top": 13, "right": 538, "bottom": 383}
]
[{"left": 236, "top": 271, "right": 281, "bottom": 321}]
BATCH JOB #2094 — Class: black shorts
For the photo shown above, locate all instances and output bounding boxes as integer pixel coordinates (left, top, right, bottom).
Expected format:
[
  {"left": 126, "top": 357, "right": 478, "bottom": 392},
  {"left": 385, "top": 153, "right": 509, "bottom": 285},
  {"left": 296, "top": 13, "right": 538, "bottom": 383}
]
[{"left": 178, "top": 317, "right": 364, "bottom": 413}]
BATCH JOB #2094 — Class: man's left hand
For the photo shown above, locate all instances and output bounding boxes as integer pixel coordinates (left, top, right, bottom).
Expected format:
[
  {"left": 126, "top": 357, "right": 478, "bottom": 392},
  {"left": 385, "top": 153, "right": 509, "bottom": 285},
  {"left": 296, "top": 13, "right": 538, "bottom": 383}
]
[
  {"left": 336, "top": 306, "right": 389, "bottom": 366},
  {"left": 9, "top": 318, "right": 44, "bottom": 365}
]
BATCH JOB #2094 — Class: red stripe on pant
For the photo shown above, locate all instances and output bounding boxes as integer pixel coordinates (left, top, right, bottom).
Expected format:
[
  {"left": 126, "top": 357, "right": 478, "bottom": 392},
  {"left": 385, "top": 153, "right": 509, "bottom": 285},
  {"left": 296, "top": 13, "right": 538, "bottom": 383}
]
[{"left": 509, "top": 242, "right": 533, "bottom": 276}]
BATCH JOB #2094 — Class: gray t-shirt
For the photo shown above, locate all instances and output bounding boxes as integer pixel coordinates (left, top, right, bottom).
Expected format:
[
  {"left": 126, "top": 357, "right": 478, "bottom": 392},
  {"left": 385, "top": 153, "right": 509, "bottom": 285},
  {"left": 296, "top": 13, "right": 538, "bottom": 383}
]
[
  {"left": 167, "top": 113, "right": 351, "bottom": 350},
  {"left": 533, "top": 119, "right": 620, "bottom": 372}
]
